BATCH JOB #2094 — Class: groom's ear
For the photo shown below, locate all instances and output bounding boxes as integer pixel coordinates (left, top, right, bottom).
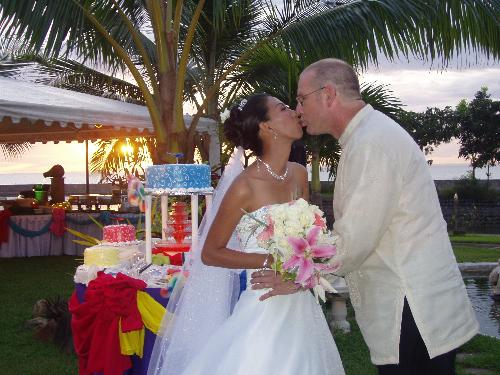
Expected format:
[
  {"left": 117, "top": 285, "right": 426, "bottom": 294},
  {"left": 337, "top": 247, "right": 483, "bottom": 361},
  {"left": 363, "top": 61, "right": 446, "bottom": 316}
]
[{"left": 324, "top": 84, "right": 336, "bottom": 106}]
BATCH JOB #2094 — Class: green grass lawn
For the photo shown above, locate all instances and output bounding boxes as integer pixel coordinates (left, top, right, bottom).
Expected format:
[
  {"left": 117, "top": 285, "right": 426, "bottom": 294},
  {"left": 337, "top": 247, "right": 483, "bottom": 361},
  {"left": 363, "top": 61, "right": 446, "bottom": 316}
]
[
  {"left": 450, "top": 233, "right": 500, "bottom": 244},
  {"left": 457, "top": 334, "right": 500, "bottom": 375},
  {"left": 1, "top": 255, "right": 499, "bottom": 375},
  {"left": 335, "top": 309, "right": 500, "bottom": 375},
  {"left": 453, "top": 246, "right": 500, "bottom": 263},
  {"left": 0, "top": 256, "right": 78, "bottom": 375}
]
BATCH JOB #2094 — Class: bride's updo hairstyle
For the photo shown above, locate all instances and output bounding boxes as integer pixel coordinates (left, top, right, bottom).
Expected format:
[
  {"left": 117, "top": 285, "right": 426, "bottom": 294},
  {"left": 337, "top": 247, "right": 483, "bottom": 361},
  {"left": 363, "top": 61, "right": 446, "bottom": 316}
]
[{"left": 223, "top": 93, "right": 270, "bottom": 156}]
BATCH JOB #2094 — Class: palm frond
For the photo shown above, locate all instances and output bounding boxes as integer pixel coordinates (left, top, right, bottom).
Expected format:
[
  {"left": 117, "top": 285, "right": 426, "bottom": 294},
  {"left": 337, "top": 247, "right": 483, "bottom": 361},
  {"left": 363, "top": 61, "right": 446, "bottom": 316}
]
[
  {"left": 0, "top": 143, "right": 32, "bottom": 159},
  {"left": 360, "top": 82, "right": 403, "bottom": 119},
  {"left": 0, "top": 0, "right": 155, "bottom": 78},
  {"left": 90, "top": 137, "right": 154, "bottom": 183},
  {"left": 262, "top": 0, "right": 500, "bottom": 70}
]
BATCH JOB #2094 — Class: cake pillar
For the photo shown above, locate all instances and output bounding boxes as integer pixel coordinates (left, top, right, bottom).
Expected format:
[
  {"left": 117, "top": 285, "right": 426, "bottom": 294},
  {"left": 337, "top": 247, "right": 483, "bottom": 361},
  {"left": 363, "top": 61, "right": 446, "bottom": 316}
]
[
  {"left": 205, "top": 194, "right": 213, "bottom": 215},
  {"left": 191, "top": 195, "right": 199, "bottom": 253},
  {"left": 145, "top": 194, "right": 153, "bottom": 263},
  {"left": 161, "top": 195, "right": 168, "bottom": 240}
]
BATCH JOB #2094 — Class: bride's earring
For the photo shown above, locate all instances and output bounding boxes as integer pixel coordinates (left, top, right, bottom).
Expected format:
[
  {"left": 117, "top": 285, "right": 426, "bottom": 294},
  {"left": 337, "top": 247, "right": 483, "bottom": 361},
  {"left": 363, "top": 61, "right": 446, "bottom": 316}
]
[{"left": 271, "top": 129, "right": 278, "bottom": 141}]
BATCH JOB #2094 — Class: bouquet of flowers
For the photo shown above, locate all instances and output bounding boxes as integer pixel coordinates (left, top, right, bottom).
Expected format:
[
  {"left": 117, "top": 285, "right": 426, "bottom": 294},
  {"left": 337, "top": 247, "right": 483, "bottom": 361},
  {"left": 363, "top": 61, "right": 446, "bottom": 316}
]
[{"left": 245, "top": 198, "right": 341, "bottom": 302}]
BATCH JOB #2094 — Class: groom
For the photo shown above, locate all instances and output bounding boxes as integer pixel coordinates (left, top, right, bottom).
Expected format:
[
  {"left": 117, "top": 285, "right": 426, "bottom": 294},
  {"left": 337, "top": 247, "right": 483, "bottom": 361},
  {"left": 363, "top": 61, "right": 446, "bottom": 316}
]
[{"left": 251, "top": 58, "right": 478, "bottom": 374}]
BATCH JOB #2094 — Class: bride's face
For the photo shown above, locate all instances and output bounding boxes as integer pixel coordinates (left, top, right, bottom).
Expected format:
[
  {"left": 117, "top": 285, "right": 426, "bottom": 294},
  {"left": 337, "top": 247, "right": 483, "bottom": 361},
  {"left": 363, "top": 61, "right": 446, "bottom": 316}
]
[{"left": 264, "top": 97, "right": 303, "bottom": 141}]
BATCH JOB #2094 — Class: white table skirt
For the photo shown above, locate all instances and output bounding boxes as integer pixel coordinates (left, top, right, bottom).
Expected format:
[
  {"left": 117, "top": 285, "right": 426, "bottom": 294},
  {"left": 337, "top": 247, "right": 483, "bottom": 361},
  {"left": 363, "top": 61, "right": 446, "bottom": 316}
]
[{"left": 0, "top": 212, "right": 141, "bottom": 258}]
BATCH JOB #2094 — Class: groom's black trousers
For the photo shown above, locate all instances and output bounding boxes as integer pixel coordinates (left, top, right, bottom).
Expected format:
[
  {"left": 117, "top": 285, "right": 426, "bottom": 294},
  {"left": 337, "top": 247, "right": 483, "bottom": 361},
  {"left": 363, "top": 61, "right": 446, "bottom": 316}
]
[{"left": 377, "top": 298, "right": 456, "bottom": 375}]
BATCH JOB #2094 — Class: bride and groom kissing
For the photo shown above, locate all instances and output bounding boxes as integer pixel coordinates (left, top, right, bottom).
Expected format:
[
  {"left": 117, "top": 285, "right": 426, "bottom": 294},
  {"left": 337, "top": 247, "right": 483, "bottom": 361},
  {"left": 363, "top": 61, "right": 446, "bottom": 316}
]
[{"left": 148, "top": 59, "right": 478, "bottom": 375}]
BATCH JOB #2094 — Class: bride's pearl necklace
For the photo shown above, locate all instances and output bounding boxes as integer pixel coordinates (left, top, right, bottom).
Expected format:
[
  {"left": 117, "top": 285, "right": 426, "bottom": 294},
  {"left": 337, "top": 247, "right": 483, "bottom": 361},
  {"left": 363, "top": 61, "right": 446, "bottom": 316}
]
[{"left": 257, "top": 158, "right": 289, "bottom": 181}]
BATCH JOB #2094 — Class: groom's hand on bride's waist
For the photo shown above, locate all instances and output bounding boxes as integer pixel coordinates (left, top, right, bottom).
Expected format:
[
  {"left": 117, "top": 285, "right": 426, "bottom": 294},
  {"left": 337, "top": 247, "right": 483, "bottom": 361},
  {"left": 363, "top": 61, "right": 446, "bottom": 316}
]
[{"left": 250, "top": 270, "right": 301, "bottom": 301}]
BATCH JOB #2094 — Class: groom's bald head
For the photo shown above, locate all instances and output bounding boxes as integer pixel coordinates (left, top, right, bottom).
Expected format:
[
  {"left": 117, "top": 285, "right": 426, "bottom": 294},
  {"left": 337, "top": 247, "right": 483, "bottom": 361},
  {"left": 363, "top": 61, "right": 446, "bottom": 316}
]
[{"left": 303, "top": 58, "right": 361, "bottom": 100}]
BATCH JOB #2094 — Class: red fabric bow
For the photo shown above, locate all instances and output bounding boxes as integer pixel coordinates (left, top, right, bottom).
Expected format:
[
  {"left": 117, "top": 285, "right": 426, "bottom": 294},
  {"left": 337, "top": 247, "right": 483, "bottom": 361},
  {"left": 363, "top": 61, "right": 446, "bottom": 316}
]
[
  {"left": 0, "top": 209, "right": 12, "bottom": 243},
  {"left": 69, "top": 272, "right": 147, "bottom": 375},
  {"left": 49, "top": 208, "right": 66, "bottom": 237}
]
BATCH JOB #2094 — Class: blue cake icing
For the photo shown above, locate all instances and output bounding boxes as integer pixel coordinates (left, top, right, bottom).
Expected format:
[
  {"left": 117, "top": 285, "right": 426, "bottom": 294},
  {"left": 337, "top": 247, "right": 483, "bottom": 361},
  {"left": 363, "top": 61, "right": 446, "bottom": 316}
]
[{"left": 145, "top": 164, "right": 213, "bottom": 194}]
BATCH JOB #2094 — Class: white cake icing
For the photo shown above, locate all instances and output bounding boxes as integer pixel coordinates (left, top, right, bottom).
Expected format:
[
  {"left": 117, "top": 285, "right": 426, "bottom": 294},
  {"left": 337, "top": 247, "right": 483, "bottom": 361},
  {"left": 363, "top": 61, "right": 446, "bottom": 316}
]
[
  {"left": 145, "top": 164, "right": 213, "bottom": 194},
  {"left": 74, "top": 264, "right": 104, "bottom": 285}
]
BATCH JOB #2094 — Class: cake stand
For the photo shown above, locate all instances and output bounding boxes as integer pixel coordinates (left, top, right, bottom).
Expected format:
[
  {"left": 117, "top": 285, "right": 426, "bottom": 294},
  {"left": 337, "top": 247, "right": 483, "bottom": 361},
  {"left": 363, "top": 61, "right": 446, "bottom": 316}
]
[{"left": 144, "top": 188, "right": 213, "bottom": 264}]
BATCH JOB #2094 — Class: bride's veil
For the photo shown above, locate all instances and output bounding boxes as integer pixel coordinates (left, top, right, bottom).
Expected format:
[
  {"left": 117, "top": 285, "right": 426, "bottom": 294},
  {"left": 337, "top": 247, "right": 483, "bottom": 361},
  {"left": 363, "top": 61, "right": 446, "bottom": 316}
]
[{"left": 148, "top": 146, "right": 245, "bottom": 375}]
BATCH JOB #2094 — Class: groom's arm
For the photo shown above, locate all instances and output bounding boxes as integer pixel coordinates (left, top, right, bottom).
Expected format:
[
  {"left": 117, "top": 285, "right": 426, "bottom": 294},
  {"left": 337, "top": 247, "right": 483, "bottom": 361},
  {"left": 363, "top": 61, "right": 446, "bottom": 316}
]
[{"left": 331, "top": 140, "right": 402, "bottom": 276}]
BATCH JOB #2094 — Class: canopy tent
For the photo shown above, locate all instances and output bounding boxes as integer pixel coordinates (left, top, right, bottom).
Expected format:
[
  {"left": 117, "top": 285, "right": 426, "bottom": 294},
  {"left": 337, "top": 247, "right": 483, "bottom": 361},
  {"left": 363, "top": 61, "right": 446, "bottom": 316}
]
[
  {"left": 0, "top": 77, "right": 218, "bottom": 143},
  {"left": 0, "top": 77, "right": 220, "bottom": 191}
]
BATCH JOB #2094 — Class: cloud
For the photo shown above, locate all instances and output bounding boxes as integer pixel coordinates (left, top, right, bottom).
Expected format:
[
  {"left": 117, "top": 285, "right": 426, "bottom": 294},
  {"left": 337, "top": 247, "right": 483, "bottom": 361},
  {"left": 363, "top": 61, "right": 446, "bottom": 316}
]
[{"left": 361, "top": 67, "right": 500, "bottom": 112}]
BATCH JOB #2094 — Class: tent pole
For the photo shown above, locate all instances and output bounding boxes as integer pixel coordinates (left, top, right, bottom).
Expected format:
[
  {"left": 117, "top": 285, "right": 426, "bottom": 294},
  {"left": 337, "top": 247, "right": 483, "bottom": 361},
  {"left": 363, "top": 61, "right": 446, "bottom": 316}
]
[{"left": 85, "top": 140, "right": 90, "bottom": 194}]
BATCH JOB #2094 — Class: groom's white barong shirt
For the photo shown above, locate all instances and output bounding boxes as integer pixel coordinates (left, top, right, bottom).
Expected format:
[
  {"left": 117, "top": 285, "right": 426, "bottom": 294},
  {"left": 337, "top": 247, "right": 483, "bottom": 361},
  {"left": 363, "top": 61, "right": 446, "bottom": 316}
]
[{"left": 332, "top": 105, "right": 478, "bottom": 365}]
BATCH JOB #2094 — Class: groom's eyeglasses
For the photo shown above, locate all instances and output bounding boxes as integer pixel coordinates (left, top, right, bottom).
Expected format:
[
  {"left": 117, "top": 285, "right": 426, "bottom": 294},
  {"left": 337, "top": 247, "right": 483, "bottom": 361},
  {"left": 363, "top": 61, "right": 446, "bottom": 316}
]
[{"left": 296, "top": 86, "right": 325, "bottom": 106}]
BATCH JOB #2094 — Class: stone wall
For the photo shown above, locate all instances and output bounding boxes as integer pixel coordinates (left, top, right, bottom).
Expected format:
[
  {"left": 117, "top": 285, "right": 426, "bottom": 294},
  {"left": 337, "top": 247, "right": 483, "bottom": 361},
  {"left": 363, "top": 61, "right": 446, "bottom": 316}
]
[
  {"left": 440, "top": 199, "right": 500, "bottom": 234},
  {"left": 434, "top": 179, "right": 500, "bottom": 193}
]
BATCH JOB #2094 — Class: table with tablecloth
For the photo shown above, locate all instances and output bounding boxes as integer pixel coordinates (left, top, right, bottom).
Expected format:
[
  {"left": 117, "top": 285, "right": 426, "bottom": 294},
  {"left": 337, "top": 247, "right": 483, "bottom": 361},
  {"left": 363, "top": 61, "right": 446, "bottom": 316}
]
[
  {"left": 70, "top": 270, "right": 248, "bottom": 375},
  {"left": 0, "top": 212, "right": 143, "bottom": 258},
  {"left": 72, "top": 280, "right": 169, "bottom": 375}
]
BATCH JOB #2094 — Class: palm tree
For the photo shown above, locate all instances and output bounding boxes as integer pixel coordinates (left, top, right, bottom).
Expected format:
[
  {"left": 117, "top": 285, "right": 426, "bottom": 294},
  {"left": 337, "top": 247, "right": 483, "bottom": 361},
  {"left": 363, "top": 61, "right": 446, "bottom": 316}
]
[{"left": 1, "top": 0, "right": 498, "bottom": 166}]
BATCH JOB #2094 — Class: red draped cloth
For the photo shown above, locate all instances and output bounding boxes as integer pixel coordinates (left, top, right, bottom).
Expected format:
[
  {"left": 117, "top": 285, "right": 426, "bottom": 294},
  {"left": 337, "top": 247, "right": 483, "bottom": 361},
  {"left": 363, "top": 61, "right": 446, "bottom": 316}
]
[
  {"left": 49, "top": 208, "right": 66, "bottom": 237},
  {"left": 0, "top": 209, "right": 12, "bottom": 243},
  {"left": 69, "top": 272, "right": 147, "bottom": 375}
]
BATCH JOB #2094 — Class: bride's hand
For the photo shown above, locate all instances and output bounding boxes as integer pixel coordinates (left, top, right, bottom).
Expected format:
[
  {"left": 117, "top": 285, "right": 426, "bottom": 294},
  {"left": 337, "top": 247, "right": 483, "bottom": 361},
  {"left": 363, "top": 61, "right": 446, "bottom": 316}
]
[{"left": 250, "top": 270, "right": 302, "bottom": 301}]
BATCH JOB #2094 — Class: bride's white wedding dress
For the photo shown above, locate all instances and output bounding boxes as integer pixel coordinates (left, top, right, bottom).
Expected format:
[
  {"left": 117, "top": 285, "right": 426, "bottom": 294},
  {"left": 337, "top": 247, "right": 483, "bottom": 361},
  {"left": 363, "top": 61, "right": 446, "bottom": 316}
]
[{"left": 180, "top": 205, "right": 345, "bottom": 375}]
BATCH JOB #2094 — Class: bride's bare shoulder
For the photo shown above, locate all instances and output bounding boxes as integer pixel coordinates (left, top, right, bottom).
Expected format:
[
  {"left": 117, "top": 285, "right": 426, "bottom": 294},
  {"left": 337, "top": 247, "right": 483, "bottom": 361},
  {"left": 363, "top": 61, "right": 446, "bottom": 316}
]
[{"left": 222, "top": 170, "right": 254, "bottom": 205}]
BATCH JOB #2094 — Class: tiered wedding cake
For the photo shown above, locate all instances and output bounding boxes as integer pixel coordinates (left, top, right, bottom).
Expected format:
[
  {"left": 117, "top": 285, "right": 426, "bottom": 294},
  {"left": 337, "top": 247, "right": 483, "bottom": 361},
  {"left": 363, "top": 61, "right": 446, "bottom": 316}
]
[
  {"left": 145, "top": 164, "right": 213, "bottom": 194},
  {"left": 83, "top": 224, "right": 141, "bottom": 267}
]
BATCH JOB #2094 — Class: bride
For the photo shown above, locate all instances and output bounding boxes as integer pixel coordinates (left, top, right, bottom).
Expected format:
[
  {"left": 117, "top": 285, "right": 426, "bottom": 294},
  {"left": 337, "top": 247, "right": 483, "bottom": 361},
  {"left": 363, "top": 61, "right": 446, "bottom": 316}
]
[{"left": 148, "top": 94, "right": 345, "bottom": 375}]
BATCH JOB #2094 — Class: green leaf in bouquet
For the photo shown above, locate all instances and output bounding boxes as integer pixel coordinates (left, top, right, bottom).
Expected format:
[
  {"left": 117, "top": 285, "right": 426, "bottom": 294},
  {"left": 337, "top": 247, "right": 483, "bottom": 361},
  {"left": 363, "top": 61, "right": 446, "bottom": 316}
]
[{"left": 272, "top": 258, "right": 296, "bottom": 282}]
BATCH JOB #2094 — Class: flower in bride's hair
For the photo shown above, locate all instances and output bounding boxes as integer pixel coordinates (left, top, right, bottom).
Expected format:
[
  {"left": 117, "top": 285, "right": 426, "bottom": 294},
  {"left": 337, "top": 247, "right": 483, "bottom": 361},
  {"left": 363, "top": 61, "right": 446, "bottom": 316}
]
[{"left": 238, "top": 99, "right": 247, "bottom": 111}]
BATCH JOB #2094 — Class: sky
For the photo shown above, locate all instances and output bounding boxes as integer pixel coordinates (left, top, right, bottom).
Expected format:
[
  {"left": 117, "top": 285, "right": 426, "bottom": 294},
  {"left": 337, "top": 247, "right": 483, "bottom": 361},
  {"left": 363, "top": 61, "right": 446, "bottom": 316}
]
[
  {"left": 0, "top": 5, "right": 499, "bottom": 176},
  {"left": 2, "top": 57, "right": 496, "bottom": 177}
]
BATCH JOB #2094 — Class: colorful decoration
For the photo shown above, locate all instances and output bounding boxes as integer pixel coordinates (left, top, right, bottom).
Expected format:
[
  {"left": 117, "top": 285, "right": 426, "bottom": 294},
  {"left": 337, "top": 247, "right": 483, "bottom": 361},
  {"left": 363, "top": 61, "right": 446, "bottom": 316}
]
[
  {"left": 49, "top": 208, "right": 66, "bottom": 237},
  {"left": 128, "top": 175, "right": 146, "bottom": 212},
  {"left": 69, "top": 272, "right": 167, "bottom": 375}
]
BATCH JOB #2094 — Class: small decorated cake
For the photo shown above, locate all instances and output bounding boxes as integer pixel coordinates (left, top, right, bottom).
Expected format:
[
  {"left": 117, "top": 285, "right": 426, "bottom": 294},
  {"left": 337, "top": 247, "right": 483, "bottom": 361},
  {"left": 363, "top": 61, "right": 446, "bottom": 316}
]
[
  {"left": 103, "top": 224, "right": 136, "bottom": 243},
  {"left": 84, "top": 245, "right": 120, "bottom": 267},
  {"left": 145, "top": 164, "right": 213, "bottom": 194}
]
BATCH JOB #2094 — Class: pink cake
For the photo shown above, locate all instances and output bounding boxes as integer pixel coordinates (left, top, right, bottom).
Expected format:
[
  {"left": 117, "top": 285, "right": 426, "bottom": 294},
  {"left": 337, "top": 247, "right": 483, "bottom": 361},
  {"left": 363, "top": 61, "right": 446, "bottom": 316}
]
[{"left": 103, "top": 224, "right": 136, "bottom": 243}]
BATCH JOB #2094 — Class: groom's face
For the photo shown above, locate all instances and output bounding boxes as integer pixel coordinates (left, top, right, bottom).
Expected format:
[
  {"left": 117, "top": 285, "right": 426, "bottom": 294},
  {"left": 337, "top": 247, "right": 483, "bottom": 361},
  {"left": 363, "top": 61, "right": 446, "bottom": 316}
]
[{"left": 296, "top": 71, "right": 326, "bottom": 136}]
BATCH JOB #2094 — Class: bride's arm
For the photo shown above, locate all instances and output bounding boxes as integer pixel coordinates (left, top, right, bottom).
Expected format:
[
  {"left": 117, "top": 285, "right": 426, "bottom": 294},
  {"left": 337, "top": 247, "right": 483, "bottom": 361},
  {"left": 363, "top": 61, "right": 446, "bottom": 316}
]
[{"left": 201, "top": 177, "right": 272, "bottom": 270}]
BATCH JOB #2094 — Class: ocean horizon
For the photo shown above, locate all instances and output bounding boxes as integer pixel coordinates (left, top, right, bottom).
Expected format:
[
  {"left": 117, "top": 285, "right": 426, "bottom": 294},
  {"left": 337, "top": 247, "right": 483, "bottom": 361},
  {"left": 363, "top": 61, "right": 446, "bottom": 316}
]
[{"left": 0, "top": 163, "right": 499, "bottom": 185}]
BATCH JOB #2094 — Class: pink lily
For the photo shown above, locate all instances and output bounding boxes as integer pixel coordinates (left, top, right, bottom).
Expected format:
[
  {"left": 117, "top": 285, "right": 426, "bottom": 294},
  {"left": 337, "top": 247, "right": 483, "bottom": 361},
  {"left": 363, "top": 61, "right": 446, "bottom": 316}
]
[
  {"left": 313, "top": 213, "right": 326, "bottom": 228},
  {"left": 283, "top": 225, "right": 337, "bottom": 285}
]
